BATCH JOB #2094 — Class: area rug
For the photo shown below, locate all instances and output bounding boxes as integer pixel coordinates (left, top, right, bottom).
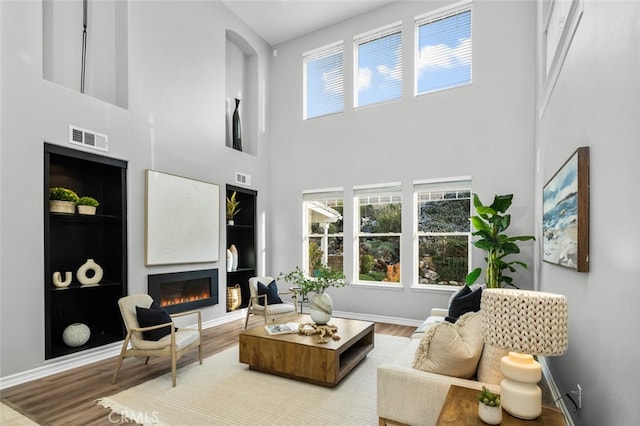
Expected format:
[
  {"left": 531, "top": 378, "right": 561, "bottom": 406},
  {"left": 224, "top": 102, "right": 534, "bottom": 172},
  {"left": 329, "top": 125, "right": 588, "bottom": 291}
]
[{"left": 97, "top": 334, "right": 410, "bottom": 426}]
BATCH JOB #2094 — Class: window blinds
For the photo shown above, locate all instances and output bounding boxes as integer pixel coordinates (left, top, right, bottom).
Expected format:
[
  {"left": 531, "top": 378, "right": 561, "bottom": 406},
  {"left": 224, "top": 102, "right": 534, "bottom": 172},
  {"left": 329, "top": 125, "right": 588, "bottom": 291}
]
[
  {"left": 303, "top": 41, "right": 344, "bottom": 119},
  {"left": 415, "top": 1, "right": 472, "bottom": 94}
]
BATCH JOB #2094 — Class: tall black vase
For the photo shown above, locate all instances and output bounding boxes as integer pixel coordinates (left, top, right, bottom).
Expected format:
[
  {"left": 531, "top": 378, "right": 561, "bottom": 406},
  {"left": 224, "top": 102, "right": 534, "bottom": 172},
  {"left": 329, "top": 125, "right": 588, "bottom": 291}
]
[{"left": 232, "top": 98, "right": 242, "bottom": 152}]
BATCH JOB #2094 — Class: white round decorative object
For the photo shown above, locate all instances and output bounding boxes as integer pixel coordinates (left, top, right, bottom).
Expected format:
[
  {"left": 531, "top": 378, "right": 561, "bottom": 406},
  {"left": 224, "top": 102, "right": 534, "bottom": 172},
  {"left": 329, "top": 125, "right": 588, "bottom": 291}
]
[
  {"left": 309, "top": 293, "right": 333, "bottom": 325},
  {"left": 77, "top": 205, "right": 96, "bottom": 215},
  {"left": 52, "top": 271, "right": 72, "bottom": 288},
  {"left": 50, "top": 200, "right": 75, "bottom": 214},
  {"left": 478, "top": 403, "right": 502, "bottom": 425},
  {"left": 63, "top": 323, "right": 90, "bottom": 347},
  {"left": 76, "top": 258, "right": 103, "bottom": 285}
]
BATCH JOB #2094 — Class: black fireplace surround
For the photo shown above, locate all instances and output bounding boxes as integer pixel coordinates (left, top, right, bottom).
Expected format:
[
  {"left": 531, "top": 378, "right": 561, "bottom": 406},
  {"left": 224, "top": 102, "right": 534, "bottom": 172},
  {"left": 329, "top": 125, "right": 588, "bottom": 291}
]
[{"left": 148, "top": 269, "right": 219, "bottom": 314}]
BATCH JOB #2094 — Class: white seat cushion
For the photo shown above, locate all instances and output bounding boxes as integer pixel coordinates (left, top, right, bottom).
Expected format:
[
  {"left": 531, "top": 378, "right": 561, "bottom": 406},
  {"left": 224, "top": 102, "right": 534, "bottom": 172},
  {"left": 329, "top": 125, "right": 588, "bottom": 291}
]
[{"left": 132, "top": 328, "right": 200, "bottom": 350}]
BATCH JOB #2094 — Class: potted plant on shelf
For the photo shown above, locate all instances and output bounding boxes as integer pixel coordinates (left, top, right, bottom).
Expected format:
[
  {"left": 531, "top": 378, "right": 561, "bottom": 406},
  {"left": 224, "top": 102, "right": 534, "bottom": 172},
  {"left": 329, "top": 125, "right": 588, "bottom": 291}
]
[
  {"left": 279, "top": 264, "right": 347, "bottom": 325},
  {"left": 465, "top": 193, "right": 535, "bottom": 289},
  {"left": 49, "top": 187, "right": 79, "bottom": 214},
  {"left": 76, "top": 196, "right": 99, "bottom": 215},
  {"left": 226, "top": 191, "right": 241, "bottom": 225},
  {"left": 477, "top": 386, "right": 502, "bottom": 425}
]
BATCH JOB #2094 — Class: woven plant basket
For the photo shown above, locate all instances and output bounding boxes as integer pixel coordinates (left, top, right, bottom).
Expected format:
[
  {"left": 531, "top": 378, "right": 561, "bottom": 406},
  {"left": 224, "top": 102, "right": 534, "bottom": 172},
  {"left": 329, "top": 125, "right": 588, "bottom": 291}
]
[{"left": 227, "top": 284, "right": 242, "bottom": 311}]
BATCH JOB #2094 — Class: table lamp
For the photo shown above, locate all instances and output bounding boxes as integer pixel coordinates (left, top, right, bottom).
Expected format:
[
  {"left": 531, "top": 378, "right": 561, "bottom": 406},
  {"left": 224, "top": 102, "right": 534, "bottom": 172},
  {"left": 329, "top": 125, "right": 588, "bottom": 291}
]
[{"left": 481, "top": 288, "right": 568, "bottom": 419}]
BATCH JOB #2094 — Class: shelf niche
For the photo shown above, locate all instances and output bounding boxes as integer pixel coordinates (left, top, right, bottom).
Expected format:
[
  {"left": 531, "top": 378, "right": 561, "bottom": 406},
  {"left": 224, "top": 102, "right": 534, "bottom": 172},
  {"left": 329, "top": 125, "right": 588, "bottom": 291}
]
[
  {"left": 44, "top": 143, "right": 128, "bottom": 359},
  {"left": 226, "top": 185, "right": 257, "bottom": 312},
  {"left": 42, "top": 0, "right": 128, "bottom": 108},
  {"left": 225, "top": 30, "right": 258, "bottom": 156}
]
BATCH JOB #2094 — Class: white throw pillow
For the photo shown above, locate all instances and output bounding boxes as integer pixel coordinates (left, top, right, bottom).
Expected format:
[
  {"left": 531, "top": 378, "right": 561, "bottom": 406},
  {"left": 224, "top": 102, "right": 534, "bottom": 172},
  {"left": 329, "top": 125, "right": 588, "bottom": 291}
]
[{"left": 412, "top": 311, "right": 484, "bottom": 379}]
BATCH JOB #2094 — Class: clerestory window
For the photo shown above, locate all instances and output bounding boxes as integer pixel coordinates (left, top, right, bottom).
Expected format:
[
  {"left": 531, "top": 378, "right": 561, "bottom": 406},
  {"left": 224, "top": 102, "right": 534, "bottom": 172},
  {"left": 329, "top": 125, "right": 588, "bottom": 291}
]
[
  {"left": 415, "top": 1, "right": 472, "bottom": 95},
  {"left": 354, "top": 22, "right": 403, "bottom": 108},
  {"left": 303, "top": 41, "right": 344, "bottom": 120}
]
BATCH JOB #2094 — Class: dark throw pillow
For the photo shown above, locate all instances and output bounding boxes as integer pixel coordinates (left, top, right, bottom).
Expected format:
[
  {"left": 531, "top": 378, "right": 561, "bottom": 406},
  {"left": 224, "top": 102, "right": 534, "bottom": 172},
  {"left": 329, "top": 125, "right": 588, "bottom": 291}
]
[
  {"left": 136, "top": 301, "right": 176, "bottom": 341},
  {"left": 257, "top": 280, "right": 283, "bottom": 306},
  {"left": 446, "top": 286, "right": 482, "bottom": 323}
]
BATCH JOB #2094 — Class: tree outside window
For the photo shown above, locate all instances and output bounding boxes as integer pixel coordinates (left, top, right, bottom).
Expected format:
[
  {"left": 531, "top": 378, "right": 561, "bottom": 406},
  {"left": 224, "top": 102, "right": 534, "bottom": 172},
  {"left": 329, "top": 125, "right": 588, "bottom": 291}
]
[
  {"left": 356, "top": 186, "right": 402, "bottom": 283},
  {"left": 416, "top": 183, "right": 471, "bottom": 286}
]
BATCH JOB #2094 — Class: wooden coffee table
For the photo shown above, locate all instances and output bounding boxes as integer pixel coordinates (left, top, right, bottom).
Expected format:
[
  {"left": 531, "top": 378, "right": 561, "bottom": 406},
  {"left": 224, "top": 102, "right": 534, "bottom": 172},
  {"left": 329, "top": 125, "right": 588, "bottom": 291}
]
[{"left": 239, "top": 315, "right": 374, "bottom": 387}]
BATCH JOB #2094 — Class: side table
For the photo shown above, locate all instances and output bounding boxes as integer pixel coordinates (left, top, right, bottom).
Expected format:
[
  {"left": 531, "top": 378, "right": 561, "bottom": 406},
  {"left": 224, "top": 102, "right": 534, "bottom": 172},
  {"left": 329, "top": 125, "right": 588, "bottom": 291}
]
[{"left": 436, "top": 385, "right": 566, "bottom": 426}]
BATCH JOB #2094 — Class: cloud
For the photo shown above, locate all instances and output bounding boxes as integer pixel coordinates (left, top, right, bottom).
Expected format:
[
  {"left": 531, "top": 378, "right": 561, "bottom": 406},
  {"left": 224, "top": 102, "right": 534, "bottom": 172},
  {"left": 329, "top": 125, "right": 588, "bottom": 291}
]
[
  {"left": 377, "top": 45, "right": 402, "bottom": 82},
  {"left": 417, "top": 37, "right": 471, "bottom": 73},
  {"left": 356, "top": 67, "right": 373, "bottom": 91}
]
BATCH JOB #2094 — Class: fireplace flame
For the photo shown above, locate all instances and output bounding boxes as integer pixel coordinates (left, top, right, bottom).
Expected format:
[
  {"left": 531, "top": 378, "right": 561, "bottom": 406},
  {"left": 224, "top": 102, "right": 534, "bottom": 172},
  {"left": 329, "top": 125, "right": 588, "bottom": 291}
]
[{"left": 160, "top": 290, "right": 211, "bottom": 307}]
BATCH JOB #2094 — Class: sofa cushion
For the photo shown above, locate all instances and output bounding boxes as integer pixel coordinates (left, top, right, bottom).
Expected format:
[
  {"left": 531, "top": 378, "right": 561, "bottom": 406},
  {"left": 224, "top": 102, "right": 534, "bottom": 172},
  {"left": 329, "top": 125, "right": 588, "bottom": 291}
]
[
  {"left": 446, "top": 285, "right": 482, "bottom": 323},
  {"left": 476, "top": 344, "right": 509, "bottom": 385},
  {"left": 412, "top": 311, "right": 484, "bottom": 379}
]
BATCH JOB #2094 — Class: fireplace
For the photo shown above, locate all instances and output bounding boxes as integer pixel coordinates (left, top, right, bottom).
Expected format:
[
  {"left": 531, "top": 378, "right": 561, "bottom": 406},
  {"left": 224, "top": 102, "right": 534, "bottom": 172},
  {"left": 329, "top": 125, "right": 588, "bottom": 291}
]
[{"left": 148, "top": 269, "right": 219, "bottom": 313}]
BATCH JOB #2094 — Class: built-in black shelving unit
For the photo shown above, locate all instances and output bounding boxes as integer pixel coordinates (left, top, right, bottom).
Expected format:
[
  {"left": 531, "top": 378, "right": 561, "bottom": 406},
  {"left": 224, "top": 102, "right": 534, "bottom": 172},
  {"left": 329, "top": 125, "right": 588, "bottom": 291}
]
[
  {"left": 226, "top": 185, "right": 256, "bottom": 311},
  {"left": 44, "top": 143, "right": 127, "bottom": 359}
]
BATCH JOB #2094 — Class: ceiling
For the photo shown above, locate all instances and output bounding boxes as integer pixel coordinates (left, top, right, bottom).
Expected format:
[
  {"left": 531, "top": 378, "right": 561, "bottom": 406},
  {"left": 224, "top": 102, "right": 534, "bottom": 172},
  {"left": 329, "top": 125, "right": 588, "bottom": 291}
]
[{"left": 221, "top": 0, "right": 398, "bottom": 46}]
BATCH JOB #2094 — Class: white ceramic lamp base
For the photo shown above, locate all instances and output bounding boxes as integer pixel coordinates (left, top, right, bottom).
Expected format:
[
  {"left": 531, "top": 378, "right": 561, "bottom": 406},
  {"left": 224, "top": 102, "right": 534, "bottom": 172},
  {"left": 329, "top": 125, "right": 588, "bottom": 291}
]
[{"left": 500, "top": 352, "right": 542, "bottom": 420}]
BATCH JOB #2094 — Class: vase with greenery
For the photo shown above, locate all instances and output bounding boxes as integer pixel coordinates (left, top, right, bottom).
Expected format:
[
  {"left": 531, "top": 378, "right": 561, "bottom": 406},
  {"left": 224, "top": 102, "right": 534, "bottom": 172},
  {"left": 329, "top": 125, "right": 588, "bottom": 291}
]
[
  {"left": 226, "top": 191, "right": 241, "bottom": 225},
  {"left": 477, "top": 386, "right": 502, "bottom": 425},
  {"left": 49, "top": 187, "right": 79, "bottom": 214},
  {"left": 465, "top": 193, "right": 535, "bottom": 289},
  {"left": 76, "top": 196, "right": 99, "bottom": 215},
  {"left": 279, "top": 264, "right": 347, "bottom": 325}
]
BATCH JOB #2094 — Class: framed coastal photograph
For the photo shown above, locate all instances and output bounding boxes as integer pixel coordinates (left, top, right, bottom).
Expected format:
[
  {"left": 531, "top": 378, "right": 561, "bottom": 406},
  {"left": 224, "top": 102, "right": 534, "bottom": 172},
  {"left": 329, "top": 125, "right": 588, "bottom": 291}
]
[
  {"left": 145, "top": 170, "right": 220, "bottom": 265},
  {"left": 543, "top": 147, "right": 589, "bottom": 272}
]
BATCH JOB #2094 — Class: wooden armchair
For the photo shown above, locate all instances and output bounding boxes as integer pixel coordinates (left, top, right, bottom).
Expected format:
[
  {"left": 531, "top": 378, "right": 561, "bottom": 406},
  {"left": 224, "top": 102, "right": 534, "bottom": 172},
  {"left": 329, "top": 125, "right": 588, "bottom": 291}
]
[
  {"left": 111, "top": 294, "right": 202, "bottom": 387},
  {"left": 244, "top": 276, "right": 297, "bottom": 329}
]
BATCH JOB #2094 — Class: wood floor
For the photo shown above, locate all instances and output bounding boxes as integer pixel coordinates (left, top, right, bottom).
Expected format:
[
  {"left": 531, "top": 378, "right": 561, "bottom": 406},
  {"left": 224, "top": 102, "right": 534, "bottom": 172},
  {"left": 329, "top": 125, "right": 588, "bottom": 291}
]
[{"left": 1, "top": 315, "right": 415, "bottom": 426}]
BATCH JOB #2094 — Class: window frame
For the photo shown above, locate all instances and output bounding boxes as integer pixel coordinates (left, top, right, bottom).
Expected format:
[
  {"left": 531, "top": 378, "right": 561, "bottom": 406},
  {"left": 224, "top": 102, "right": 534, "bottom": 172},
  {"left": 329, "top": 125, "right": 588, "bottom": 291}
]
[
  {"left": 353, "top": 22, "right": 403, "bottom": 109},
  {"left": 353, "top": 183, "right": 403, "bottom": 285},
  {"left": 302, "top": 189, "right": 345, "bottom": 276},
  {"left": 303, "top": 41, "right": 345, "bottom": 120},
  {"left": 413, "top": 177, "right": 472, "bottom": 290},
  {"left": 414, "top": 0, "right": 473, "bottom": 96}
]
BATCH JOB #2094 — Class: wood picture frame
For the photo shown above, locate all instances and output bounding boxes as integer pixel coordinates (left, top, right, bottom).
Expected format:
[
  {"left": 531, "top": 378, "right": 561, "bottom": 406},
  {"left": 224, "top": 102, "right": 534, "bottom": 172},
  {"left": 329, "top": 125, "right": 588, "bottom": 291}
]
[
  {"left": 543, "top": 146, "right": 589, "bottom": 272},
  {"left": 145, "top": 170, "right": 220, "bottom": 265}
]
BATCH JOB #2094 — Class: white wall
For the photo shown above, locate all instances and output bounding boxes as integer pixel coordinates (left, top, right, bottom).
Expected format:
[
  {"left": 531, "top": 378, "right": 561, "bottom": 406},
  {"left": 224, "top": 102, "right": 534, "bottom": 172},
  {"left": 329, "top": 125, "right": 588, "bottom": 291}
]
[
  {"left": 0, "top": 0, "right": 271, "bottom": 377},
  {"left": 534, "top": 1, "right": 640, "bottom": 425},
  {"left": 268, "top": 0, "right": 537, "bottom": 321}
]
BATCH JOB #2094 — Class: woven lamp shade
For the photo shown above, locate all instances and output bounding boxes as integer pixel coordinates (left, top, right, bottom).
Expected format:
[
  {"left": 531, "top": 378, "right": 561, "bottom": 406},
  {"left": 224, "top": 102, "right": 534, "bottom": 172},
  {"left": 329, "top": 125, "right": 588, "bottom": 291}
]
[{"left": 481, "top": 288, "right": 568, "bottom": 356}]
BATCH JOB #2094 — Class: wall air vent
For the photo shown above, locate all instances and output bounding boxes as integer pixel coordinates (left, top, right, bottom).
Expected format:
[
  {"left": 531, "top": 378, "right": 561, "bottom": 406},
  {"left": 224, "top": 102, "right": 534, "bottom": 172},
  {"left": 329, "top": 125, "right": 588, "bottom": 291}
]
[
  {"left": 235, "top": 172, "right": 251, "bottom": 186},
  {"left": 69, "top": 125, "right": 108, "bottom": 152}
]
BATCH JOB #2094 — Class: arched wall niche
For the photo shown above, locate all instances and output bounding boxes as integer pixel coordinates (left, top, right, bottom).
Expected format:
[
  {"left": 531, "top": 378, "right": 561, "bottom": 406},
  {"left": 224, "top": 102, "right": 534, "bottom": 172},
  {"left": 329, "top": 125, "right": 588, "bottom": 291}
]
[{"left": 225, "top": 29, "right": 259, "bottom": 156}]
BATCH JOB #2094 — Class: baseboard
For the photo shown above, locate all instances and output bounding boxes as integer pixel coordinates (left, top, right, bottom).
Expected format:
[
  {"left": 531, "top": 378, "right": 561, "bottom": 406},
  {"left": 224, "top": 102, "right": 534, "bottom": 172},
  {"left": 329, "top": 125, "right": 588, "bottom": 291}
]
[
  {"left": 330, "top": 310, "right": 423, "bottom": 328},
  {"left": 0, "top": 310, "right": 247, "bottom": 390},
  {"left": 539, "top": 356, "right": 576, "bottom": 426}
]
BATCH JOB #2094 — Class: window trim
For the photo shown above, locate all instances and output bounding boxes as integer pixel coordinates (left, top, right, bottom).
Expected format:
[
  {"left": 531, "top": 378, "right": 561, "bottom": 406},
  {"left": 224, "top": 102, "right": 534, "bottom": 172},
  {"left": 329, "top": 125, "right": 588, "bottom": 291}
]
[
  {"left": 353, "top": 183, "right": 403, "bottom": 285},
  {"left": 414, "top": 0, "right": 473, "bottom": 96},
  {"left": 303, "top": 40, "right": 345, "bottom": 120},
  {"left": 412, "top": 177, "right": 472, "bottom": 290},
  {"left": 353, "top": 21, "right": 403, "bottom": 109},
  {"left": 538, "top": 0, "right": 584, "bottom": 117}
]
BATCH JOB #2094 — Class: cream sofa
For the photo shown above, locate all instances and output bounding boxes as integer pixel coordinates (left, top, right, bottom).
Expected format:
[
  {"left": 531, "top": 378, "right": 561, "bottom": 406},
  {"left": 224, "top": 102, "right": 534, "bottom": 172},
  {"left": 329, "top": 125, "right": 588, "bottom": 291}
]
[{"left": 377, "top": 308, "right": 506, "bottom": 426}]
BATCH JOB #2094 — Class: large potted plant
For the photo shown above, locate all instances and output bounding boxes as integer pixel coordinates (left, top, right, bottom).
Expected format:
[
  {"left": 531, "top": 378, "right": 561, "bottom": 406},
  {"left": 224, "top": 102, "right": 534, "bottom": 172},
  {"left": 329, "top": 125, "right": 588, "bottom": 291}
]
[
  {"left": 49, "top": 187, "right": 79, "bottom": 214},
  {"left": 465, "top": 193, "right": 535, "bottom": 288},
  {"left": 280, "top": 264, "right": 347, "bottom": 325}
]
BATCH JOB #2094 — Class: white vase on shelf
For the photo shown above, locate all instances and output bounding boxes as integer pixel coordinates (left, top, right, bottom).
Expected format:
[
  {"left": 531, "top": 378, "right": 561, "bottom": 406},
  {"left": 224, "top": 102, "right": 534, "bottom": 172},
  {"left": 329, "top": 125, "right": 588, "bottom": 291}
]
[
  {"left": 229, "top": 245, "right": 238, "bottom": 271},
  {"left": 62, "top": 323, "right": 91, "bottom": 347},
  {"left": 226, "top": 249, "right": 233, "bottom": 272},
  {"left": 52, "top": 271, "right": 72, "bottom": 288},
  {"left": 76, "top": 258, "right": 103, "bottom": 285}
]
